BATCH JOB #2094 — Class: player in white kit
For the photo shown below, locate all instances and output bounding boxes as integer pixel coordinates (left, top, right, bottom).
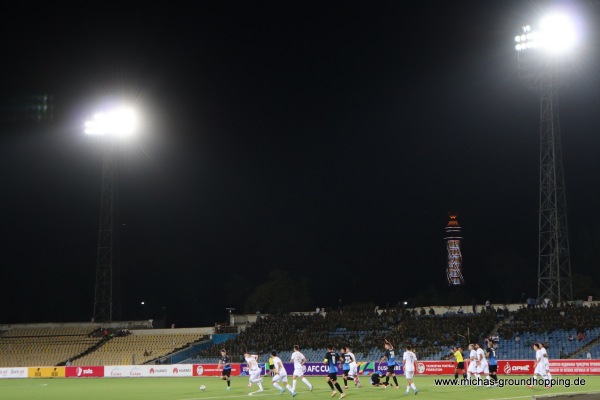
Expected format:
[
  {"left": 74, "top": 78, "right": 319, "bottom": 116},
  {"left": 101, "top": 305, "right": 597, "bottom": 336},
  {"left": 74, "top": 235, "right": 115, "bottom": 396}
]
[
  {"left": 529, "top": 342, "right": 551, "bottom": 388},
  {"left": 345, "top": 347, "right": 361, "bottom": 387},
  {"left": 244, "top": 352, "right": 265, "bottom": 396},
  {"left": 540, "top": 343, "right": 552, "bottom": 385},
  {"left": 271, "top": 351, "right": 296, "bottom": 397},
  {"left": 402, "top": 345, "right": 418, "bottom": 394},
  {"left": 466, "top": 344, "right": 477, "bottom": 383},
  {"left": 475, "top": 343, "right": 490, "bottom": 387},
  {"left": 290, "top": 345, "right": 313, "bottom": 392}
]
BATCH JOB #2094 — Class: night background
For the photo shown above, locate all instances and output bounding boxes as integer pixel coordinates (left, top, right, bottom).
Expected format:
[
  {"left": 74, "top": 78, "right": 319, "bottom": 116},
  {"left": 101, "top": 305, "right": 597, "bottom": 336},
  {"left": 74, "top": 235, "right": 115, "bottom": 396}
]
[{"left": 1, "top": 1, "right": 600, "bottom": 328}]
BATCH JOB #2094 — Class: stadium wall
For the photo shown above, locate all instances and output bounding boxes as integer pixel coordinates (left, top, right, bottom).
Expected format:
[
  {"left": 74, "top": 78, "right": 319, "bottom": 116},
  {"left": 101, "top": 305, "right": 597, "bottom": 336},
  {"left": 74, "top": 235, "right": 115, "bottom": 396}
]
[
  {"left": 0, "top": 321, "right": 166, "bottom": 331},
  {"left": 211, "top": 333, "right": 238, "bottom": 344}
]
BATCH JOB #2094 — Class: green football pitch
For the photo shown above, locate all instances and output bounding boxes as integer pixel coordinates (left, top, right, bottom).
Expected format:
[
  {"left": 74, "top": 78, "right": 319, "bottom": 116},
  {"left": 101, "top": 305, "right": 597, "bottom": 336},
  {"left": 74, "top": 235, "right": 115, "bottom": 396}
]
[{"left": 1, "top": 375, "right": 600, "bottom": 400}]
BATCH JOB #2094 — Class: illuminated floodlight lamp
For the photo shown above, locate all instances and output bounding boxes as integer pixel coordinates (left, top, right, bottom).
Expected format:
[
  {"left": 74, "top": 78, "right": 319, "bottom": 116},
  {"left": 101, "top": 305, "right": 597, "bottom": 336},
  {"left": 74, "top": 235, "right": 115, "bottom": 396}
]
[
  {"left": 515, "top": 13, "right": 577, "bottom": 54},
  {"left": 84, "top": 106, "right": 138, "bottom": 137}
]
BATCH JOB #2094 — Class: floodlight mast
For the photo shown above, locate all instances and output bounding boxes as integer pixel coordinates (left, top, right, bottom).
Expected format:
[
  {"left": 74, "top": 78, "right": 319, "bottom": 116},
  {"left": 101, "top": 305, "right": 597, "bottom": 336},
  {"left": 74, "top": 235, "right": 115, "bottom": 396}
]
[
  {"left": 93, "top": 147, "right": 119, "bottom": 323},
  {"left": 86, "top": 106, "right": 137, "bottom": 322},
  {"left": 514, "top": 16, "right": 574, "bottom": 304}
]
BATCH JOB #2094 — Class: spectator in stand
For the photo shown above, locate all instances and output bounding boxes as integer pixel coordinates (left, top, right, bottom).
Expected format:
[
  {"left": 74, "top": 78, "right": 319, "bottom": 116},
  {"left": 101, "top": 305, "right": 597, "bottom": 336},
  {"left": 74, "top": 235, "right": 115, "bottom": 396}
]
[
  {"left": 587, "top": 351, "right": 592, "bottom": 360},
  {"left": 429, "top": 308, "right": 435, "bottom": 316},
  {"left": 485, "top": 300, "right": 491, "bottom": 311},
  {"left": 527, "top": 298, "right": 534, "bottom": 309},
  {"left": 194, "top": 303, "right": 498, "bottom": 362}
]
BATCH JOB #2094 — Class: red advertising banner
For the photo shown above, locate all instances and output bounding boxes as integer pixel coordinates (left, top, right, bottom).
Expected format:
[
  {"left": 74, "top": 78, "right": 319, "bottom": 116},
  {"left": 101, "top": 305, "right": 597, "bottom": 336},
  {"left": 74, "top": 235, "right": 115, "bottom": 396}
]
[
  {"left": 416, "top": 360, "right": 600, "bottom": 376},
  {"left": 66, "top": 366, "right": 105, "bottom": 378},
  {"left": 416, "top": 360, "right": 457, "bottom": 375},
  {"left": 413, "top": 360, "right": 535, "bottom": 375},
  {"left": 549, "top": 360, "right": 600, "bottom": 374},
  {"left": 497, "top": 360, "right": 534, "bottom": 375},
  {"left": 193, "top": 364, "right": 241, "bottom": 377}
]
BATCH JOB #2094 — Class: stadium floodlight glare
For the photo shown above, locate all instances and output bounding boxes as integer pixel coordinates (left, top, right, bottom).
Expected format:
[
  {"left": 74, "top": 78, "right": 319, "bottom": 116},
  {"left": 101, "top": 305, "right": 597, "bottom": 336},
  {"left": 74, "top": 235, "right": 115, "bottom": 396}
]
[
  {"left": 512, "top": 10, "right": 577, "bottom": 304},
  {"left": 84, "top": 106, "right": 138, "bottom": 137},
  {"left": 515, "top": 13, "right": 577, "bottom": 54}
]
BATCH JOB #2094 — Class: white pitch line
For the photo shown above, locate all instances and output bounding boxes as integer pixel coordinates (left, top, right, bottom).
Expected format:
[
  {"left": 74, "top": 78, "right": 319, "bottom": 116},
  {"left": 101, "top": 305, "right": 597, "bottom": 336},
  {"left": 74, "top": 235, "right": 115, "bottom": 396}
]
[
  {"left": 0, "top": 383, "right": 48, "bottom": 388},
  {"left": 179, "top": 388, "right": 331, "bottom": 400}
]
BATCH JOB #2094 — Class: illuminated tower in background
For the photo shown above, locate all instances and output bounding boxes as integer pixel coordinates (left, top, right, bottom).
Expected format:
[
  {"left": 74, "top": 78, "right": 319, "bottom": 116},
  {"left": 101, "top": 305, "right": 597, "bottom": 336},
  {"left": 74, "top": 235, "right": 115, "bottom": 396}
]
[{"left": 445, "top": 214, "right": 465, "bottom": 285}]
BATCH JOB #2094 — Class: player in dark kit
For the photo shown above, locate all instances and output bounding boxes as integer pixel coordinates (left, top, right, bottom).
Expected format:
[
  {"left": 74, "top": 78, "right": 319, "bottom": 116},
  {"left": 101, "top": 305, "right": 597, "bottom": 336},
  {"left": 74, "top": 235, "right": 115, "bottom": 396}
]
[
  {"left": 340, "top": 347, "right": 355, "bottom": 389},
  {"left": 380, "top": 340, "right": 399, "bottom": 388},
  {"left": 370, "top": 371, "right": 385, "bottom": 387},
  {"left": 217, "top": 348, "right": 232, "bottom": 390},
  {"left": 324, "top": 345, "right": 345, "bottom": 399},
  {"left": 486, "top": 340, "right": 498, "bottom": 385}
]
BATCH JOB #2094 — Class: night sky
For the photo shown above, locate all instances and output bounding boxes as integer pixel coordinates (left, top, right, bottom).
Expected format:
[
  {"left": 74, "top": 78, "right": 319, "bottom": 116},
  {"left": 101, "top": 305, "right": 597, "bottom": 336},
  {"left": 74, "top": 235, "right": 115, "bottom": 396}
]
[{"left": 1, "top": 1, "right": 600, "bottom": 327}]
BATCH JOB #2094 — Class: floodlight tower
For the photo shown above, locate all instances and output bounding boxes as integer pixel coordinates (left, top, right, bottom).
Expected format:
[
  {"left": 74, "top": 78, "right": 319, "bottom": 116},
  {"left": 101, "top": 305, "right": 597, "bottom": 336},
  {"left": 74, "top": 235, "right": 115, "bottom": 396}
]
[
  {"left": 85, "top": 107, "right": 138, "bottom": 322},
  {"left": 514, "top": 14, "right": 576, "bottom": 303},
  {"left": 445, "top": 214, "right": 465, "bottom": 285}
]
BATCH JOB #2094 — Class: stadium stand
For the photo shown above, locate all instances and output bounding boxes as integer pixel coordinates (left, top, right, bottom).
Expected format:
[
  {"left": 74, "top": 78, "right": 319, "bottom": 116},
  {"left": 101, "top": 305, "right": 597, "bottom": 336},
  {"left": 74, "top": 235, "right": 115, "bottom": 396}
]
[
  {"left": 3, "top": 303, "right": 600, "bottom": 367},
  {"left": 193, "top": 303, "right": 600, "bottom": 364},
  {"left": 193, "top": 303, "right": 498, "bottom": 363},
  {"left": 74, "top": 332, "right": 207, "bottom": 366},
  {"left": 0, "top": 323, "right": 209, "bottom": 367},
  {"left": 495, "top": 305, "right": 600, "bottom": 360},
  {"left": 0, "top": 325, "right": 103, "bottom": 367}
]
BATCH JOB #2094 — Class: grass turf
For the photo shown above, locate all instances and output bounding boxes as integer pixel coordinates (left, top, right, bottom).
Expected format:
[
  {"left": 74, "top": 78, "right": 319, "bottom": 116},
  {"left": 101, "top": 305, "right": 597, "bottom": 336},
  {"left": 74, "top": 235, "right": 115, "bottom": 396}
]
[{"left": 1, "top": 375, "right": 600, "bottom": 400}]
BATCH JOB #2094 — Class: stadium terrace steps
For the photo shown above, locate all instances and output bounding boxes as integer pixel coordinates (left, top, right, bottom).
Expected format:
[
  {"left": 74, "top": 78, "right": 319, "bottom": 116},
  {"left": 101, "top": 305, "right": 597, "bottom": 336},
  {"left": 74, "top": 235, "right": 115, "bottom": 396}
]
[
  {"left": 74, "top": 333, "right": 207, "bottom": 366},
  {"left": 0, "top": 325, "right": 208, "bottom": 367}
]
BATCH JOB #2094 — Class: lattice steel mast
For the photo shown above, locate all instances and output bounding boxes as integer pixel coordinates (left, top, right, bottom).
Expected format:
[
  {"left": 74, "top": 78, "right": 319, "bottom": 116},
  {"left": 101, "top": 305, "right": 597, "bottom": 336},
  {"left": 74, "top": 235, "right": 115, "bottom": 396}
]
[
  {"left": 537, "top": 68, "right": 572, "bottom": 303},
  {"left": 515, "top": 17, "right": 574, "bottom": 303},
  {"left": 86, "top": 106, "right": 137, "bottom": 322},
  {"left": 93, "top": 146, "right": 121, "bottom": 322}
]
